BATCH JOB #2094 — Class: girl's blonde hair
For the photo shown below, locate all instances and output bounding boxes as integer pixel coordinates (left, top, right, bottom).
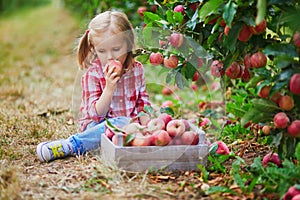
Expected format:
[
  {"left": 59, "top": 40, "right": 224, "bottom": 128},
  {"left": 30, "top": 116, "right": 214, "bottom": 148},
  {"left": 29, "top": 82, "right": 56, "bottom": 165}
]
[{"left": 77, "top": 11, "right": 135, "bottom": 70}]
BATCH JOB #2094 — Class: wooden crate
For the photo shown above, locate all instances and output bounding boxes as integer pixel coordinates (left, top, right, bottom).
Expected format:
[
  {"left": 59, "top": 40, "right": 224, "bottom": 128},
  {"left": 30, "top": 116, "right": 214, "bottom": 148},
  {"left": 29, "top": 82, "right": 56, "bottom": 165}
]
[{"left": 100, "top": 134, "right": 209, "bottom": 172}]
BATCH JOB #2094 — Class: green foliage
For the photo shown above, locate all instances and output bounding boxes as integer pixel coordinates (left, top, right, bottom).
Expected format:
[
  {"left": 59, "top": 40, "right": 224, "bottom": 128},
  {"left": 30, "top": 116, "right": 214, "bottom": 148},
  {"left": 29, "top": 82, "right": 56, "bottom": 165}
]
[
  {"left": 62, "top": 0, "right": 146, "bottom": 26},
  {"left": 0, "top": 0, "right": 50, "bottom": 15},
  {"left": 137, "top": 4, "right": 300, "bottom": 197}
]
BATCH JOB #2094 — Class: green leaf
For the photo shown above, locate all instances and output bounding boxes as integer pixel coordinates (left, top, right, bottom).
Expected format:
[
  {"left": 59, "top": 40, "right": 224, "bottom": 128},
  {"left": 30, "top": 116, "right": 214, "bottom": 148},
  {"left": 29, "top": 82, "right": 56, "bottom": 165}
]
[
  {"left": 274, "top": 55, "right": 296, "bottom": 69},
  {"left": 160, "top": 106, "right": 175, "bottom": 116},
  {"left": 198, "top": 0, "right": 224, "bottom": 21},
  {"left": 245, "top": 76, "right": 264, "bottom": 89},
  {"left": 173, "top": 11, "right": 184, "bottom": 24},
  {"left": 222, "top": 0, "right": 237, "bottom": 28},
  {"left": 256, "top": 0, "right": 266, "bottom": 25},
  {"left": 175, "top": 72, "right": 187, "bottom": 89},
  {"left": 294, "top": 142, "right": 300, "bottom": 162},
  {"left": 197, "top": 164, "right": 209, "bottom": 182},
  {"left": 143, "top": 12, "right": 162, "bottom": 24},
  {"left": 241, "top": 107, "right": 274, "bottom": 127},
  {"left": 144, "top": 105, "right": 154, "bottom": 115},
  {"left": 226, "top": 103, "right": 247, "bottom": 117},
  {"left": 209, "top": 143, "right": 218, "bottom": 154},
  {"left": 223, "top": 22, "right": 242, "bottom": 52},
  {"left": 206, "top": 186, "right": 236, "bottom": 195},
  {"left": 181, "top": 62, "right": 196, "bottom": 80},
  {"left": 250, "top": 98, "right": 280, "bottom": 112},
  {"left": 125, "top": 134, "right": 135, "bottom": 145},
  {"left": 272, "top": 131, "right": 283, "bottom": 148},
  {"left": 264, "top": 43, "right": 298, "bottom": 58}
]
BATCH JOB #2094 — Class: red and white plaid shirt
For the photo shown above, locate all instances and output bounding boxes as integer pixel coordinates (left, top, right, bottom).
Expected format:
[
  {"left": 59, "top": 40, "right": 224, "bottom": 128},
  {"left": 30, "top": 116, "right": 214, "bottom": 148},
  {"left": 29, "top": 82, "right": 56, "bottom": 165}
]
[{"left": 78, "top": 59, "right": 151, "bottom": 131}]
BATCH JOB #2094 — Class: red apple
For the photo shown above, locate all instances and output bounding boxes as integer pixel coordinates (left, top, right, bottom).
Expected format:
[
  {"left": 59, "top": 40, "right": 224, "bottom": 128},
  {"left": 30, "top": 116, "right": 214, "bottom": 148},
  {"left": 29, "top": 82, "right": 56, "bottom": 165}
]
[
  {"left": 241, "top": 67, "right": 251, "bottom": 82},
  {"left": 238, "top": 25, "right": 253, "bottom": 42},
  {"left": 188, "top": 2, "right": 199, "bottom": 11},
  {"left": 169, "top": 137, "right": 184, "bottom": 145},
  {"left": 213, "top": 141, "right": 230, "bottom": 155},
  {"left": 224, "top": 25, "right": 230, "bottom": 36},
  {"left": 161, "top": 100, "right": 174, "bottom": 108},
  {"left": 225, "top": 62, "right": 243, "bottom": 79},
  {"left": 220, "top": 19, "right": 226, "bottom": 27},
  {"left": 290, "top": 73, "right": 300, "bottom": 95},
  {"left": 149, "top": 52, "right": 163, "bottom": 66},
  {"left": 192, "top": 71, "right": 199, "bottom": 81},
  {"left": 157, "top": 113, "right": 173, "bottom": 126},
  {"left": 159, "top": 39, "right": 168, "bottom": 48},
  {"left": 262, "top": 152, "right": 281, "bottom": 167},
  {"left": 273, "top": 112, "right": 290, "bottom": 129},
  {"left": 181, "top": 131, "right": 199, "bottom": 145},
  {"left": 211, "top": 60, "right": 224, "bottom": 77},
  {"left": 197, "top": 58, "right": 204, "bottom": 68},
  {"left": 191, "top": 84, "right": 198, "bottom": 91},
  {"left": 151, "top": 5, "right": 157, "bottom": 13},
  {"left": 166, "top": 119, "right": 186, "bottom": 137},
  {"left": 287, "top": 120, "right": 300, "bottom": 137},
  {"left": 271, "top": 92, "right": 282, "bottom": 105},
  {"left": 199, "top": 117, "right": 211, "bottom": 127},
  {"left": 137, "top": 6, "right": 147, "bottom": 17},
  {"left": 258, "top": 85, "right": 271, "bottom": 99},
  {"left": 278, "top": 95, "right": 294, "bottom": 111},
  {"left": 250, "top": 19, "right": 267, "bottom": 35},
  {"left": 244, "top": 54, "right": 252, "bottom": 69},
  {"left": 107, "top": 59, "right": 123, "bottom": 77},
  {"left": 181, "top": 119, "right": 191, "bottom": 131},
  {"left": 162, "top": 86, "right": 173, "bottom": 96},
  {"left": 283, "top": 186, "right": 300, "bottom": 200},
  {"left": 105, "top": 128, "right": 114, "bottom": 140},
  {"left": 152, "top": 130, "right": 172, "bottom": 146},
  {"left": 293, "top": 31, "right": 300, "bottom": 47},
  {"left": 250, "top": 52, "right": 267, "bottom": 68},
  {"left": 147, "top": 118, "right": 165, "bottom": 134},
  {"left": 163, "top": 54, "right": 179, "bottom": 69},
  {"left": 210, "top": 82, "right": 220, "bottom": 91},
  {"left": 170, "top": 33, "right": 184, "bottom": 48},
  {"left": 173, "top": 5, "right": 185, "bottom": 15},
  {"left": 131, "top": 132, "right": 152, "bottom": 146}
]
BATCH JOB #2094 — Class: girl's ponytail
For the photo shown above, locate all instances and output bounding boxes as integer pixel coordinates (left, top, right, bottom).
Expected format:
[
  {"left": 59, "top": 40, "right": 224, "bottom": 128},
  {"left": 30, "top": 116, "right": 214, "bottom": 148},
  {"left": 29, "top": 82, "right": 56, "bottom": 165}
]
[{"left": 77, "top": 31, "right": 92, "bottom": 70}]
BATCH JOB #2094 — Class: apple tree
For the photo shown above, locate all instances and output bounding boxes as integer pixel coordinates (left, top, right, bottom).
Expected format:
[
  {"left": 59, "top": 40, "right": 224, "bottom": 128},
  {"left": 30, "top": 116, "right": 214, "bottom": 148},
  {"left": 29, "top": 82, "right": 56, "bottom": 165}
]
[{"left": 138, "top": 0, "right": 300, "bottom": 160}]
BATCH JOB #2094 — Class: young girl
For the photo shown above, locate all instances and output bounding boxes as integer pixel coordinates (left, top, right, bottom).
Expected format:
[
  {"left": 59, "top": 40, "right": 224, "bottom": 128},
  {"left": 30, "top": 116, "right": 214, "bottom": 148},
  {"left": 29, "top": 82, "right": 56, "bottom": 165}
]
[{"left": 36, "top": 10, "right": 151, "bottom": 162}]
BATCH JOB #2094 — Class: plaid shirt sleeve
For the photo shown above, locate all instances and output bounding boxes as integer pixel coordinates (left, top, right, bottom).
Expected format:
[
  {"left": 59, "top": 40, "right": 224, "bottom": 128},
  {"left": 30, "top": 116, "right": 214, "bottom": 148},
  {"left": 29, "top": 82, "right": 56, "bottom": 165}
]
[{"left": 80, "top": 66, "right": 106, "bottom": 123}]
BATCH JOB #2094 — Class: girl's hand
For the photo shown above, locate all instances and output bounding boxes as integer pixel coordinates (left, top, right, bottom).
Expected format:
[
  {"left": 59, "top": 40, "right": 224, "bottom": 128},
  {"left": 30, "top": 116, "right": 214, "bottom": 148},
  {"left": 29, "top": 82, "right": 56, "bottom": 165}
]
[{"left": 103, "top": 64, "right": 120, "bottom": 91}]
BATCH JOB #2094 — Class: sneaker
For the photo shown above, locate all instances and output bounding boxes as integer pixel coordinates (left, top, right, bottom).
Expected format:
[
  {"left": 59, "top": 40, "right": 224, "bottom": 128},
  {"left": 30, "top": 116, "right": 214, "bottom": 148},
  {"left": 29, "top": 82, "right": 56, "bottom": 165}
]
[{"left": 36, "top": 140, "right": 73, "bottom": 162}]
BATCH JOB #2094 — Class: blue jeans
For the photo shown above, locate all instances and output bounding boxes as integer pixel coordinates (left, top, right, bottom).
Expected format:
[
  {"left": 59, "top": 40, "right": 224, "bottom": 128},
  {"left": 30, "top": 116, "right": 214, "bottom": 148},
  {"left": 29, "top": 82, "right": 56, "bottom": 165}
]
[{"left": 68, "top": 116, "right": 131, "bottom": 155}]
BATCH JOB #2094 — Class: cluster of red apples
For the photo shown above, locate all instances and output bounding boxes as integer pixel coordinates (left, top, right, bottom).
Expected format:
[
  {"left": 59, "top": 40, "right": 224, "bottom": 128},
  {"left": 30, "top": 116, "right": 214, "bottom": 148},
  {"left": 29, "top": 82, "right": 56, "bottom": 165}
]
[{"left": 105, "top": 113, "right": 200, "bottom": 147}]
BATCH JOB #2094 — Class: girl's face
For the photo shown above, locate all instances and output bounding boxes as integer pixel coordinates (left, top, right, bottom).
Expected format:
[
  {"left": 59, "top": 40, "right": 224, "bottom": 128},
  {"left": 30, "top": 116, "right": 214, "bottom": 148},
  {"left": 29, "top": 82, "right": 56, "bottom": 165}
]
[{"left": 92, "top": 31, "right": 128, "bottom": 67}]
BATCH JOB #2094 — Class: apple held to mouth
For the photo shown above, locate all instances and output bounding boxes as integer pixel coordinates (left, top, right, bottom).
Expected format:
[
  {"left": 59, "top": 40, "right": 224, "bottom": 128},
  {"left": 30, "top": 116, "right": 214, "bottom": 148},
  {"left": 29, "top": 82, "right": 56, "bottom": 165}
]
[{"left": 107, "top": 59, "right": 123, "bottom": 77}]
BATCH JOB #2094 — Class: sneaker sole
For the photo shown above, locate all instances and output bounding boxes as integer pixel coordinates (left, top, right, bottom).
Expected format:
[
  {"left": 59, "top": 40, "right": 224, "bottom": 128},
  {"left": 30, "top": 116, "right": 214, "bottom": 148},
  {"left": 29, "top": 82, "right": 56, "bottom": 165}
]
[{"left": 36, "top": 142, "right": 50, "bottom": 162}]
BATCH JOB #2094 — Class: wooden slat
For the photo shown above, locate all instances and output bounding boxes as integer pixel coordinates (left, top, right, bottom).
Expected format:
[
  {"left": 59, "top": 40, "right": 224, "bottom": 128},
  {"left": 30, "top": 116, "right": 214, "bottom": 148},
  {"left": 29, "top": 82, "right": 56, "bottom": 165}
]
[{"left": 100, "top": 134, "right": 208, "bottom": 172}]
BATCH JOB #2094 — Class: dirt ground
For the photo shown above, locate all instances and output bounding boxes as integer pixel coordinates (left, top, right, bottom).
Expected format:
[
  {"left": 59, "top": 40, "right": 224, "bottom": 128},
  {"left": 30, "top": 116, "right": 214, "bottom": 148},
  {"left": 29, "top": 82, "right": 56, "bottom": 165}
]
[{"left": 0, "top": 3, "right": 275, "bottom": 200}]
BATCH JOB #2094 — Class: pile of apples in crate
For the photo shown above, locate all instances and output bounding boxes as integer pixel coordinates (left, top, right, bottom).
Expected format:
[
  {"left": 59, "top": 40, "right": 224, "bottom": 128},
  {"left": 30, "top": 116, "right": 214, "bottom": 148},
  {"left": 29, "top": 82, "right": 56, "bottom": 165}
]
[{"left": 105, "top": 113, "right": 201, "bottom": 147}]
